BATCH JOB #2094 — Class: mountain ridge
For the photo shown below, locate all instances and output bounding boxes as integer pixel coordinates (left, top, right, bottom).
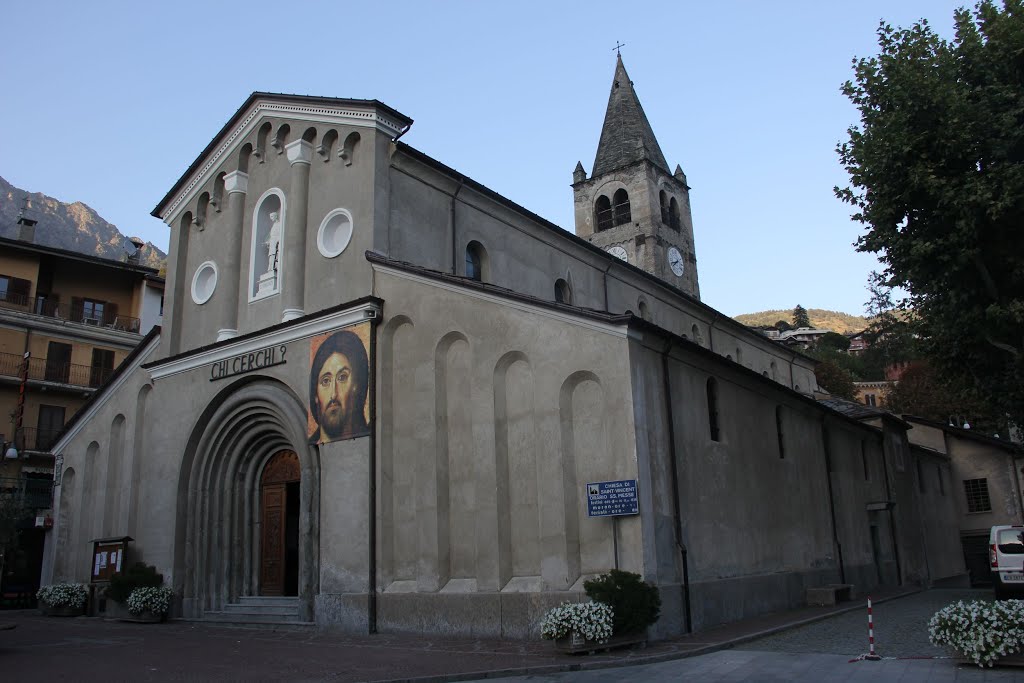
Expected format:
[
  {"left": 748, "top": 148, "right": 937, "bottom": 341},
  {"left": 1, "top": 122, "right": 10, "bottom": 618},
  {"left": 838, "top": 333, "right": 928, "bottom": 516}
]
[{"left": 0, "top": 175, "right": 166, "bottom": 271}]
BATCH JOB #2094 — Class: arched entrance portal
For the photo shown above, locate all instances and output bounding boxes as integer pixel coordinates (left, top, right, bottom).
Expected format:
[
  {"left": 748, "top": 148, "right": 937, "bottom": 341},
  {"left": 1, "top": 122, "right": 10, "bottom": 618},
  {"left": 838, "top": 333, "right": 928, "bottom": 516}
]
[
  {"left": 176, "top": 380, "right": 320, "bottom": 622},
  {"left": 260, "top": 450, "right": 300, "bottom": 596}
]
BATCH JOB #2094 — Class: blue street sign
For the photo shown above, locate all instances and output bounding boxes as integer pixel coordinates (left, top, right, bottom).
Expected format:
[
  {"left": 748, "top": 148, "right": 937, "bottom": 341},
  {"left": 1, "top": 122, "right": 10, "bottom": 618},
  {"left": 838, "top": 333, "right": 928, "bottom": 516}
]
[{"left": 586, "top": 479, "right": 639, "bottom": 517}]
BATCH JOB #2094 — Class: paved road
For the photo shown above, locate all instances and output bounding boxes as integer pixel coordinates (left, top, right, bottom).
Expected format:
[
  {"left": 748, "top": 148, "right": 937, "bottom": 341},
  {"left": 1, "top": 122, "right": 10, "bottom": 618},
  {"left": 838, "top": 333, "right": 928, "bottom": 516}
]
[{"left": 478, "top": 589, "right": 1024, "bottom": 683}]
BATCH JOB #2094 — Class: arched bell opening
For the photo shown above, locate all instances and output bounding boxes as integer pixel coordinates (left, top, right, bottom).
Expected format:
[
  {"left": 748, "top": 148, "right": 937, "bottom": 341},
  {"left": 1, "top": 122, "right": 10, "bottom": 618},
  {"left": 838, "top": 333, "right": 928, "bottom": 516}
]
[{"left": 176, "top": 378, "right": 320, "bottom": 622}]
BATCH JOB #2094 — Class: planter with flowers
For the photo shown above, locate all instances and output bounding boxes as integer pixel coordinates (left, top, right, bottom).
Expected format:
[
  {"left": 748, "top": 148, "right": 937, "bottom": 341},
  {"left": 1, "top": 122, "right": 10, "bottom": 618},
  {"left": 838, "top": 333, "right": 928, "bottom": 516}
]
[
  {"left": 122, "top": 586, "right": 173, "bottom": 623},
  {"left": 929, "top": 599, "right": 1024, "bottom": 667},
  {"left": 540, "top": 569, "right": 660, "bottom": 654},
  {"left": 541, "top": 601, "right": 614, "bottom": 653},
  {"left": 36, "top": 583, "right": 88, "bottom": 617}
]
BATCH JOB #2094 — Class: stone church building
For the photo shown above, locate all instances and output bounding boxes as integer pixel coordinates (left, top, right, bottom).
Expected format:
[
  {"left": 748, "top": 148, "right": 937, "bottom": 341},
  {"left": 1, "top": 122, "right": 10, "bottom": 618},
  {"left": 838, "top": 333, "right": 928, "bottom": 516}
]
[{"left": 43, "top": 57, "right": 966, "bottom": 637}]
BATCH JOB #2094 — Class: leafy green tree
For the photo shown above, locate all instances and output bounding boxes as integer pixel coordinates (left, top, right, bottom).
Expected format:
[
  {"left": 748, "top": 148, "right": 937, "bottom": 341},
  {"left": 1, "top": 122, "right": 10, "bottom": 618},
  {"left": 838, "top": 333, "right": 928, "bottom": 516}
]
[
  {"left": 792, "top": 305, "right": 811, "bottom": 329},
  {"left": 818, "top": 331, "right": 852, "bottom": 353},
  {"left": 837, "top": 2, "right": 1024, "bottom": 426},
  {"left": 886, "top": 362, "right": 1002, "bottom": 434},
  {"left": 774, "top": 319, "right": 793, "bottom": 332},
  {"left": 814, "top": 358, "right": 857, "bottom": 400}
]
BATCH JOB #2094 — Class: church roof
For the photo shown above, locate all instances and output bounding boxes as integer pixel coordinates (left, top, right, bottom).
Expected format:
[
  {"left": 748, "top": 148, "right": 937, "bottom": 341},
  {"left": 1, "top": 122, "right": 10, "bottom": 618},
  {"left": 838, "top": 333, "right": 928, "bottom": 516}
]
[{"left": 592, "top": 55, "right": 670, "bottom": 177}]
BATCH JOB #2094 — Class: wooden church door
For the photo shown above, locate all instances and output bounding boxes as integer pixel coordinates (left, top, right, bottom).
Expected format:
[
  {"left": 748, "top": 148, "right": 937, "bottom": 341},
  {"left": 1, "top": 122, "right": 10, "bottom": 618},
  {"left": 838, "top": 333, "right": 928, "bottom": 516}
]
[{"left": 259, "top": 450, "right": 300, "bottom": 596}]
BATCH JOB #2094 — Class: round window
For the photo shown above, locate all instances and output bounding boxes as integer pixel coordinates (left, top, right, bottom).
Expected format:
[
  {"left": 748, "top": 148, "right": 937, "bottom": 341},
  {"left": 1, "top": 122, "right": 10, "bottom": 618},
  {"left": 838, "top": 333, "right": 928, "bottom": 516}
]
[
  {"left": 191, "top": 261, "right": 218, "bottom": 305},
  {"left": 317, "top": 209, "right": 353, "bottom": 258}
]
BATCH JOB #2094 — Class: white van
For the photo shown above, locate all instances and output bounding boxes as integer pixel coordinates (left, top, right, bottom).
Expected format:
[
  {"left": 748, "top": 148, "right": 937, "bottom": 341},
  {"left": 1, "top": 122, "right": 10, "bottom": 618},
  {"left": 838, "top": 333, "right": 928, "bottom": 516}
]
[{"left": 990, "top": 525, "right": 1024, "bottom": 598}]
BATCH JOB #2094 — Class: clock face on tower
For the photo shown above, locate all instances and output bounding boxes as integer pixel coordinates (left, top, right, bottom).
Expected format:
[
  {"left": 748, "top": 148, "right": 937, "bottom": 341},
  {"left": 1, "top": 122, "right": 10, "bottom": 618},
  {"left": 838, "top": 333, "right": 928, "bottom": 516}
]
[
  {"left": 667, "top": 246, "right": 685, "bottom": 277},
  {"left": 608, "top": 246, "right": 628, "bottom": 262}
]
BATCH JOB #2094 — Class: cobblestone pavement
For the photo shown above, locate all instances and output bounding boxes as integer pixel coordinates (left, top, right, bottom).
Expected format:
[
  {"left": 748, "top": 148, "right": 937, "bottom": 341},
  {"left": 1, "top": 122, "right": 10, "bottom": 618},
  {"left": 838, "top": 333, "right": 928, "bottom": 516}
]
[
  {"left": 479, "top": 650, "right": 1024, "bottom": 682},
  {"left": 476, "top": 589, "right": 1024, "bottom": 683},
  {"left": 744, "top": 587, "right": 988, "bottom": 657}
]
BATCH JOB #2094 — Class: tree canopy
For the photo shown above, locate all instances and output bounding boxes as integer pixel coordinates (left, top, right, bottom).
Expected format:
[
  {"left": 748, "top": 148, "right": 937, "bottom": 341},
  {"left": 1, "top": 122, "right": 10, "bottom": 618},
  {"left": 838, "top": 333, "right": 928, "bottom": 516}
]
[{"left": 837, "top": 1, "right": 1024, "bottom": 427}]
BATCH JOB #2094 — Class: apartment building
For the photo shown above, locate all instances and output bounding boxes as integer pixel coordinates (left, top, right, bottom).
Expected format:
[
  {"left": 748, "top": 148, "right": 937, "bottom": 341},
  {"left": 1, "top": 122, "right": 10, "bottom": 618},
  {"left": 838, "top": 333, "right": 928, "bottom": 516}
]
[{"left": 0, "top": 223, "right": 162, "bottom": 600}]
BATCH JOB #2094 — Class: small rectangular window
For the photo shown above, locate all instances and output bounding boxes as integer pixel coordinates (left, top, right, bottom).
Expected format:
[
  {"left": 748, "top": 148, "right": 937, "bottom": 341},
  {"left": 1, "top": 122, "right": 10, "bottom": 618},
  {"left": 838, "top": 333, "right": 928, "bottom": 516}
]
[
  {"left": 861, "top": 441, "right": 869, "bottom": 481},
  {"left": 937, "top": 465, "right": 945, "bottom": 496},
  {"left": 964, "top": 478, "right": 992, "bottom": 513},
  {"left": 916, "top": 459, "right": 925, "bottom": 493}
]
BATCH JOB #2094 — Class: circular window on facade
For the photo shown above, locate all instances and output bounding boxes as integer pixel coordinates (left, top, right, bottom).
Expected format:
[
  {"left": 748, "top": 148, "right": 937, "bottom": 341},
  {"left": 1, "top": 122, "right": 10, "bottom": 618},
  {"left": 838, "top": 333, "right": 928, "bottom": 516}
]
[
  {"left": 191, "top": 261, "right": 218, "bottom": 305},
  {"left": 317, "top": 209, "right": 353, "bottom": 258}
]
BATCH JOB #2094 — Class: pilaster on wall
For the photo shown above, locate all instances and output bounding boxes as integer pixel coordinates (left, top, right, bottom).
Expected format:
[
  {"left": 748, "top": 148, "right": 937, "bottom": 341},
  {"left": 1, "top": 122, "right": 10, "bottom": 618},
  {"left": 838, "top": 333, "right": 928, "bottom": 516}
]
[
  {"left": 283, "top": 140, "right": 312, "bottom": 322},
  {"left": 218, "top": 171, "right": 248, "bottom": 341}
]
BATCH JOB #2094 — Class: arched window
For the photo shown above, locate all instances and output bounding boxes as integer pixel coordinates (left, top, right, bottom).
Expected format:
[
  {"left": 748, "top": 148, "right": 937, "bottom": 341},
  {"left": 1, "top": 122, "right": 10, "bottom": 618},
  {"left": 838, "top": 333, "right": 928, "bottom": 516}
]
[
  {"left": 776, "top": 406, "right": 785, "bottom": 459},
  {"left": 659, "top": 190, "right": 669, "bottom": 224},
  {"left": 465, "top": 241, "right": 487, "bottom": 282},
  {"left": 613, "top": 189, "right": 631, "bottom": 226},
  {"left": 669, "top": 197, "right": 681, "bottom": 231},
  {"left": 706, "top": 378, "right": 720, "bottom": 442},
  {"left": 554, "top": 278, "right": 572, "bottom": 305},
  {"left": 638, "top": 300, "right": 650, "bottom": 321},
  {"left": 595, "top": 195, "right": 612, "bottom": 231}
]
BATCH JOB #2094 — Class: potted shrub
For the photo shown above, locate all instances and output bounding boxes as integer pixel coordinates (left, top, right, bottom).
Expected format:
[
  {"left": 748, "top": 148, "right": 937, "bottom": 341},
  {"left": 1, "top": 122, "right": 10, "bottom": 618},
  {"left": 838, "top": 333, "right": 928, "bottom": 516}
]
[
  {"left": 124, "top": 586, "right": 173, "bottom": 623},
  {"left": 540, "top": 570, "right": 661, "bottom": 654},
  {"left": 929, "top": 599, "right": 1024, "bottom": 667},
  {"left": 583, "top": 569, "right": 661, "bottom": 638},
  {"left": 107, "top": 562, "right": 163, "bottom": 605},
  {"left": 36, "top": 583, "right": 87, "bottom": 617}
]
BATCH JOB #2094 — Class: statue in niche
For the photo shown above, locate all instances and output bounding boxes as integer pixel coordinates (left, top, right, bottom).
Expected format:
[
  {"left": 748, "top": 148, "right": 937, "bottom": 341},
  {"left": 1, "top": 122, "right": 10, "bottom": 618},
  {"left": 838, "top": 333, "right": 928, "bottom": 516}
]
[{"left": 265, "top": 211, "right": 281, "bottom": 273}]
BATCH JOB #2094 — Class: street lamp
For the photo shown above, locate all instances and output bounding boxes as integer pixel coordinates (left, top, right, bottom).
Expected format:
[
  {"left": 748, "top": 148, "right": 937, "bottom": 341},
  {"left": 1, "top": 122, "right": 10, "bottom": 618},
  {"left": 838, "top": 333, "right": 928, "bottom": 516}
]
[{"left": 1, "top": 433, "right": 17, "bottom": 460}]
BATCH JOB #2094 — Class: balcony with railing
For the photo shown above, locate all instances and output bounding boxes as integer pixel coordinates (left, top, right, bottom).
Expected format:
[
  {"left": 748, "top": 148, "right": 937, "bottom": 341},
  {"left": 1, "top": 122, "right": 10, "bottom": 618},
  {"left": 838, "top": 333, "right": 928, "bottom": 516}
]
[
  {"left": 0, "top": 475, "right": 53, "bottom": 511},
  {"left": 0, "top": 352, "right": 114, "bottom": 390},
  {"left": 8, "top": 426, "right": 62, "bottom": 453},
  {"left": 0, "top": 291, "right": 140, "bottom": 333}
]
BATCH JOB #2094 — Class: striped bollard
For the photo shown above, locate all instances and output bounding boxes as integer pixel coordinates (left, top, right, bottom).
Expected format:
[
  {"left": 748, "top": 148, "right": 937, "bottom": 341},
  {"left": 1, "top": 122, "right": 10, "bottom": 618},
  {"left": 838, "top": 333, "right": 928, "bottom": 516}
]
[{"left": 865, "top": 596, "right": 881, "bottom": 661}]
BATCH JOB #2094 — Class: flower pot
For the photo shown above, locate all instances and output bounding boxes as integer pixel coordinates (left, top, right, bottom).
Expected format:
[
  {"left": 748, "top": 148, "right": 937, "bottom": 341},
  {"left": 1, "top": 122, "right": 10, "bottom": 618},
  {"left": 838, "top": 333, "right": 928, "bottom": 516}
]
[
  {"left": 553, "top": 630, "right": 646, "bottom": 655},
  {"left": 42, "top": 604, "right": 85, "bottom": 617},
  {"left": 120, "top": 609, "right": 165, "bottom": 623}
]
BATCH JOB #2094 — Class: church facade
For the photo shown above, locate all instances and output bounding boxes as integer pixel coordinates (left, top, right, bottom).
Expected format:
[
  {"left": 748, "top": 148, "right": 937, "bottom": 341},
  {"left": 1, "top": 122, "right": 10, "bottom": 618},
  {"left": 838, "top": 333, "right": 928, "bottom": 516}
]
[{"left": 44, "top": 58, "right": 966, "bottom": 637}]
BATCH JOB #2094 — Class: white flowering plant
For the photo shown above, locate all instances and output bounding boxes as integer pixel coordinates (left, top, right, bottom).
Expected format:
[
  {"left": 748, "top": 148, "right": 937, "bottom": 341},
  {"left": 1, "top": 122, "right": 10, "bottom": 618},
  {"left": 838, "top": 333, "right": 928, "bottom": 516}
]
[
  {"left": 36, "top": 582, "right": 87, "bottom": 608},
  {"left": 126, "top": 586, "right": 174, "bottom": 615},
  {"left": 929, "top": 599, "right": 1024, "bottom": 667},
  {"left": 540, "top": 601, "right": 614, "bottom": 643}
]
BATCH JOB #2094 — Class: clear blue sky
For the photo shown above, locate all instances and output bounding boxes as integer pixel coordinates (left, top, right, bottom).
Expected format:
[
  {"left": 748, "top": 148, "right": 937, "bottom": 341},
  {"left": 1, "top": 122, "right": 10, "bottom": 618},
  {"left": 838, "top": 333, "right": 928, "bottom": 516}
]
[{"left": 1, "top": 0, "right": 969, "bottom": 317}]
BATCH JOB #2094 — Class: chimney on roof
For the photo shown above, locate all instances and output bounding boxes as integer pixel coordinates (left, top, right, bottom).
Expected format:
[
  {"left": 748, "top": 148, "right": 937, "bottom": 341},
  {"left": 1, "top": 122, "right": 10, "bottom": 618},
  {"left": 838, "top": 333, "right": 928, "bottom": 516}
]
[{"left": 16, "top": 196, "right": 37, "bottom": 243}]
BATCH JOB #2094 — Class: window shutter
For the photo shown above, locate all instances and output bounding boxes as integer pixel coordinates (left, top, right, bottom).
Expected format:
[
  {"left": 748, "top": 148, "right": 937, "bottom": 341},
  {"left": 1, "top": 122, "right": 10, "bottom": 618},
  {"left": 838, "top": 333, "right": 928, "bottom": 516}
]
[
  {"left": 105, "top": 301, "right": 118, "bottom": 326},
  {"left": 71, "top": 297, "right": 83, "bottom": 322},
  {"left": 10, "top": 276, "right": 31, "bottom": 304}
]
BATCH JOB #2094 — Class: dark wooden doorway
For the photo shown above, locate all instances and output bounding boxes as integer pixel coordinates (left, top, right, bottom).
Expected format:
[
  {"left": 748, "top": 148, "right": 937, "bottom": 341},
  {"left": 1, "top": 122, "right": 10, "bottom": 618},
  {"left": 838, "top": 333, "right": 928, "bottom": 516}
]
[{"left": 259, "top": 450, "right": 300, "bottom": 596}]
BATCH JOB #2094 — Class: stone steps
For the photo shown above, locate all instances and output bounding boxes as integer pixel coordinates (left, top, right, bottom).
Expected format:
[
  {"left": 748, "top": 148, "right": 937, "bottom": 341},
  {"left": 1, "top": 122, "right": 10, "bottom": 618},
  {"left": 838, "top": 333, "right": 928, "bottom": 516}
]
[{"left": 200, "top": 596, "right": 311, "bottom": 629}]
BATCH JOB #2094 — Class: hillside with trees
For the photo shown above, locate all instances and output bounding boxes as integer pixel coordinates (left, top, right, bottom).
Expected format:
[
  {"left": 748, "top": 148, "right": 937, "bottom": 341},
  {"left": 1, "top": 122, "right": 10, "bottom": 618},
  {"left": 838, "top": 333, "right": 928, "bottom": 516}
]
[{"left": 733, "top": 308, "right": 869, "bottom": 334}]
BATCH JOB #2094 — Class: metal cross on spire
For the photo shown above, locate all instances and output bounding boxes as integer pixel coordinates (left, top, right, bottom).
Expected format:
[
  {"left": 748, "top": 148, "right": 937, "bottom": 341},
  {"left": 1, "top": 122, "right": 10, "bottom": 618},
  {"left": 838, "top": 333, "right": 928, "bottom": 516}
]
[{"left": 613, "top": 41, "right": 626, "bottom": 55}]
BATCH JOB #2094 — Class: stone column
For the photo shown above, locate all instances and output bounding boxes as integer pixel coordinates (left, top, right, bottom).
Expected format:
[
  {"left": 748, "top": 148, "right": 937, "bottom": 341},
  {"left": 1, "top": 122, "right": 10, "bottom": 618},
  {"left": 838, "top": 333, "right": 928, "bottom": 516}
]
[
  {"left": 282, "top": 139, "right": 312, "bottom": 322},
  {"left": 217, "top": 171, "right": 248, "bottom": 341}
]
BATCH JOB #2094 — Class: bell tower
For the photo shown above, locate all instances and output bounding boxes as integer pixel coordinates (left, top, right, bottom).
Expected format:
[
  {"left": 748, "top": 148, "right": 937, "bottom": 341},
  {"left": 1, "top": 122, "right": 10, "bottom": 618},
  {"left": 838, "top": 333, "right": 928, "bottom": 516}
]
[{"left": 572, "top": 55, "right": 700, "bottom": 299}]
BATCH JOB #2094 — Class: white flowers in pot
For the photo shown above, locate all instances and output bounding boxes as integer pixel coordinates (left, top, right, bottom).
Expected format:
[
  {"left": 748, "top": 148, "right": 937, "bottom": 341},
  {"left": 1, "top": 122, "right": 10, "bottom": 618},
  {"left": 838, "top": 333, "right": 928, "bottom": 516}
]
[
  {"left": 929, "top": 599, "right": 1024, "bottom": 667},
  {"left": 36, "top": 583, "right": 87, "bottom": 608},
  {"left": 540, "top": 601, "right": 614, "bottom": 643},
  {"left": 126, "top": 586, "right": 174, "bottom": 616}
]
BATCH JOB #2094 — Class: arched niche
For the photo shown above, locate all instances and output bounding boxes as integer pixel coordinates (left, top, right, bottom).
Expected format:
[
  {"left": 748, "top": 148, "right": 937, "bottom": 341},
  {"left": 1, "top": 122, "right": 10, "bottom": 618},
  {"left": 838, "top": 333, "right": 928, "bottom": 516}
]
[{"left": 249, "top": 189, "right": 286, "bottom": 300}]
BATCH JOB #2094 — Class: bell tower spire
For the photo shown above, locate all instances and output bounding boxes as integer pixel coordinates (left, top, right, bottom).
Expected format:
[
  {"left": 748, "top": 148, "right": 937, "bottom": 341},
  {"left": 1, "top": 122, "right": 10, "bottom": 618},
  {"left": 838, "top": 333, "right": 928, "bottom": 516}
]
[{"left": 572, "top": 55, "right": 700, "bottom": 299}]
